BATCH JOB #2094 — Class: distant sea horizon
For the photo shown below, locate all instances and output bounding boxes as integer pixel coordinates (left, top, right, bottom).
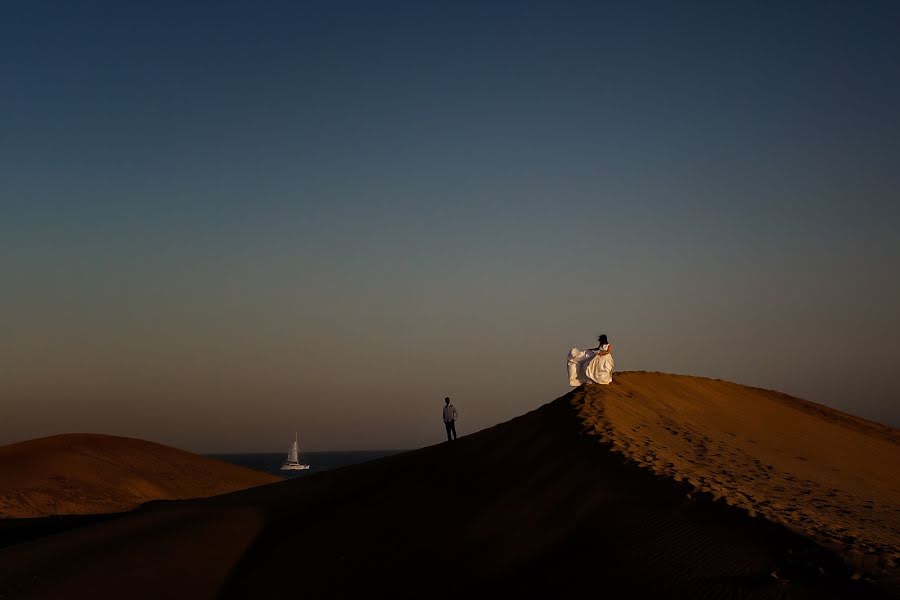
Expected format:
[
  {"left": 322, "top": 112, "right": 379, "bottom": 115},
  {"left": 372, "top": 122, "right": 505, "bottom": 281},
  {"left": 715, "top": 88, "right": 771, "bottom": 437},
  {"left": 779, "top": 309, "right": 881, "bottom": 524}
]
[{"left": 211, "top": 450, "right": 406, "bottom": 478}]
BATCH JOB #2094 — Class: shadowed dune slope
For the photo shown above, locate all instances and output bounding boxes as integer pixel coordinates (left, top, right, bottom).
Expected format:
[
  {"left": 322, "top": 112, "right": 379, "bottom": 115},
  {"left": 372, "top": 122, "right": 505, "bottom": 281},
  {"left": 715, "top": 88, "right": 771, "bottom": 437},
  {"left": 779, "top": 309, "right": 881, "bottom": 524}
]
[
  {"left": 0, "top": 434, "right": 280, "bottom": 518},
  {"left": 1, "top": 376, "right": 895, "bottom": 599},
  {"left": 578, "top": 372, "right": 900, "bottom": 581}
]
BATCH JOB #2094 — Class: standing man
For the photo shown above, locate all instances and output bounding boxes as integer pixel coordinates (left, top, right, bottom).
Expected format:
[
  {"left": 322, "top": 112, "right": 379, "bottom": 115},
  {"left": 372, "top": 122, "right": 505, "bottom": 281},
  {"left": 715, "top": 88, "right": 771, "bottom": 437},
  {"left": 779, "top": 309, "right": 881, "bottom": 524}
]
[{"left": 442, "top": 397, "right": 458, "bottom": 442}]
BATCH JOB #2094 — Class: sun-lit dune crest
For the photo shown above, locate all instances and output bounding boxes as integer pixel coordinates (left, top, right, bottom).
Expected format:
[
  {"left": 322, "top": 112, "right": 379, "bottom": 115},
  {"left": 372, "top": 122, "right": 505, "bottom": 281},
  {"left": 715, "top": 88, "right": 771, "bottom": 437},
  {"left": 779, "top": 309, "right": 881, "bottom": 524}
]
[
  {"left": 0, "top": 433, "right": 280, "bottom": 518},
  {"left": 576, "top": 371, "right": 900, "bottom": 581}
]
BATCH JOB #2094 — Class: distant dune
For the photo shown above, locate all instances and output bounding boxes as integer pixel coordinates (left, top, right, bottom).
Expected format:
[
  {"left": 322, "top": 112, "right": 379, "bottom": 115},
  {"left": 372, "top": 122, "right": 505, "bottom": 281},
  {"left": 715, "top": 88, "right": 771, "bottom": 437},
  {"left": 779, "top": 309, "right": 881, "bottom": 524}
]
[
  {"left": 0, "top": 374, "right": 896, "bottom": 599},
  {"left": 0, "top": 434, "right": 280, "bottom": 518}
]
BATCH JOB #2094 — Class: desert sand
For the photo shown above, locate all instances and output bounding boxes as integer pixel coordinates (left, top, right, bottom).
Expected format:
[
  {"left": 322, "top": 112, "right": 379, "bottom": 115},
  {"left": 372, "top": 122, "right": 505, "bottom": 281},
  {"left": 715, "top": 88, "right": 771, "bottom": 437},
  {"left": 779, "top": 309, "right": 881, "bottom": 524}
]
[
  {"left": 578, "top": 372, "right": 900, "bottom": 581},
  {"left": 0, "top": 374, "right": 896, "bottom": 599},
  {"left": 0, "top": 433, "right": 279, "bottom": 518}
]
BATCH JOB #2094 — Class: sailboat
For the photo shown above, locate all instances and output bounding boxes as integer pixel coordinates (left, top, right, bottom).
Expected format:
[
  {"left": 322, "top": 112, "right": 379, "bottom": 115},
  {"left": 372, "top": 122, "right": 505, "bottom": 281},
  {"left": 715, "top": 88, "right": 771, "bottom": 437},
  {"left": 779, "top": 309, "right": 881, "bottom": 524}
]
[{"left": 280, "top": 432, "right": 310, "bottom": 471}]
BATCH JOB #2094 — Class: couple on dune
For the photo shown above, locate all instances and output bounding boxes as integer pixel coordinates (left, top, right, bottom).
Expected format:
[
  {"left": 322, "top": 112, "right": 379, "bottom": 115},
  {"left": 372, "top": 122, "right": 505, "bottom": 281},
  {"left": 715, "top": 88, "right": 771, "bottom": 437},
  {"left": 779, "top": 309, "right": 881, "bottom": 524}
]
[{"left": 567, "top": 334, "right": 615, "bottom": 386}]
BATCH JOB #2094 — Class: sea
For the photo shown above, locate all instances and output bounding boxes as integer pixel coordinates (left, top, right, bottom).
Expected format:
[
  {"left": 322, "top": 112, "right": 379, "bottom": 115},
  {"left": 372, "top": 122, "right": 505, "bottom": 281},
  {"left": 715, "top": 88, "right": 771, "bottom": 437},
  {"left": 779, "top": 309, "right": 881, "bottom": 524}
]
[{"left": 210, "top": 450, "right": 405, "bottom": 479}]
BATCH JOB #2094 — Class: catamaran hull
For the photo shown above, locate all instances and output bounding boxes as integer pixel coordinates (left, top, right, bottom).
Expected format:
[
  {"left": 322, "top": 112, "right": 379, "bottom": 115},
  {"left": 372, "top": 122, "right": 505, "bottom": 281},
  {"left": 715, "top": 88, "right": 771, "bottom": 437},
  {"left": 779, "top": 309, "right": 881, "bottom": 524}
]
[{"left": 281, "top": 463, "right": 310, "bottom": 471}]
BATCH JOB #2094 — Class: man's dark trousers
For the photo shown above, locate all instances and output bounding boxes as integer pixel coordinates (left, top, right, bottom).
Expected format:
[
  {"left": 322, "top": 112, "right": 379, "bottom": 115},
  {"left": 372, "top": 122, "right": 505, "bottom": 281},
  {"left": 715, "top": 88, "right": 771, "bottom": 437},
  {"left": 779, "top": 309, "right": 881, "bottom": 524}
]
[{"left": 444, "top": 420, "right": 457, "bottom": 441}]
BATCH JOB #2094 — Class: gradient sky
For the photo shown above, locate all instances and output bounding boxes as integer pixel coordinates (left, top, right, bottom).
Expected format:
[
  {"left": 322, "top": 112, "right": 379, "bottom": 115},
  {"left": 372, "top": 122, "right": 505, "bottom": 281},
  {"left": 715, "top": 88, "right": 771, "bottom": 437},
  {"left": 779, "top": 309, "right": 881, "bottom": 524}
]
[{"left": 2, "top": 1, "right": 899, "bottom": 452}]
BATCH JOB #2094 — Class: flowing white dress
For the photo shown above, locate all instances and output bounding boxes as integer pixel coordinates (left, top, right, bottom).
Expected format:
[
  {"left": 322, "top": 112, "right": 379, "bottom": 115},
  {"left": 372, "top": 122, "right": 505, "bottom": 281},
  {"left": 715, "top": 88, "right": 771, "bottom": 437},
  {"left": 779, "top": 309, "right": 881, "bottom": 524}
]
[{"left": 567, "top": 345, "right": 614, "bottom": 386}]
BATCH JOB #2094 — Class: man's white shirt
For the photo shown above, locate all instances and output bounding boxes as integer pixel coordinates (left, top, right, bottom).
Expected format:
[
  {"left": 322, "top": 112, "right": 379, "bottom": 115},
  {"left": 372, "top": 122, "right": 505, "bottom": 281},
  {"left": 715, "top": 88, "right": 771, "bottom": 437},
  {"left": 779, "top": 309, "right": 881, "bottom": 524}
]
[{"left": 443, "top": 405, "right": 458, "bottom": 422}]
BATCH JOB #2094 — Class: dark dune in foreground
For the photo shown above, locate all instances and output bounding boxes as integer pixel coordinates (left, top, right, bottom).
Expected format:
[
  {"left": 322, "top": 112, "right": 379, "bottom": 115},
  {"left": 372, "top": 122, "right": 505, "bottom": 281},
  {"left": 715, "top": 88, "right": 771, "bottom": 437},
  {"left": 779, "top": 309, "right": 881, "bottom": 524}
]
[
  {"left": 1, "top": 374, "right": 897, "bottom": 599},
  {"left": 0, "top": 434, "right": 279, "bottom": 518}
]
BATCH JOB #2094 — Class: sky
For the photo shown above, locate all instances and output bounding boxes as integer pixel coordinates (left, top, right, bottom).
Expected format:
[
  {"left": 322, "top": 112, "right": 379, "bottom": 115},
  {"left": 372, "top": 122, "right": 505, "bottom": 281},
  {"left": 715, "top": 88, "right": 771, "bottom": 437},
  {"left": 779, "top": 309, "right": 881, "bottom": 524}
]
[{"left": 2, "top": 1, "right": 899, "bottom": 452}]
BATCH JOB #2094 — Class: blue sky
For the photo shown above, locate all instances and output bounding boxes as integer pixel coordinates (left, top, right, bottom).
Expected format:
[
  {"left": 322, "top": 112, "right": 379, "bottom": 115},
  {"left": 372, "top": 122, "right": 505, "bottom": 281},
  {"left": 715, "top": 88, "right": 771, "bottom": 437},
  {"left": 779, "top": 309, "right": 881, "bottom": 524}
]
[{"left": 2, "top": 1, "right": 899, "bottom": 451}]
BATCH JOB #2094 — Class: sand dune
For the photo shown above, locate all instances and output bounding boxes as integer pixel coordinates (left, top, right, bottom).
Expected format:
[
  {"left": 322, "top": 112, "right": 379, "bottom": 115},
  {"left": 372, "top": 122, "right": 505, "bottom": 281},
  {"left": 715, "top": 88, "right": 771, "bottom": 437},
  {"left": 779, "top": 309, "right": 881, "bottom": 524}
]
[
  {"left": 578, "top": 372, "right": 900, "bottom": 580},
  {"left": 0, "top": 434, "right": 279, "bottom": 518},
  {"left": 0, "top": 374, "right": 896, "bottom": 599}
]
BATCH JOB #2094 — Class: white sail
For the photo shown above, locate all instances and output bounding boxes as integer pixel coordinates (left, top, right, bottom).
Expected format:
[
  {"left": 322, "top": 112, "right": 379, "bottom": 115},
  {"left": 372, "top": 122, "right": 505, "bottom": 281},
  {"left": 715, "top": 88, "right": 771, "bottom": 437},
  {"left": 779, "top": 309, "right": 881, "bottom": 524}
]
[{"left": 287, "top": 433, "right": 300, "bottom": 463}]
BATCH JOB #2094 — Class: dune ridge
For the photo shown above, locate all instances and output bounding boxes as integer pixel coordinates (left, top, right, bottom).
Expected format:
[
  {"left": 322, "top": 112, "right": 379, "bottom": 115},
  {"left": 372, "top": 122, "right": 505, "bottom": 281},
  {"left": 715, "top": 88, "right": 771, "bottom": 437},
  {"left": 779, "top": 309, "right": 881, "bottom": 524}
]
[
  {"left": 577, "top": 372, "right": 900, "bottom": 582},
  {"left": 0, "top": 433, "right": 280, "bottom": 518}
]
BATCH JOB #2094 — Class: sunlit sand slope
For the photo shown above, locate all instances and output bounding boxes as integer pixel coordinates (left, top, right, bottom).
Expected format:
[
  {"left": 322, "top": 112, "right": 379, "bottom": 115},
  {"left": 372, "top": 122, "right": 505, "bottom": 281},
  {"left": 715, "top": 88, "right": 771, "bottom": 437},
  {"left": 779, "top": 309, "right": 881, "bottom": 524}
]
[
  {"left": 578, "top": 372, "right": 900, "bottom": 581},
  {"left": 0, "top": 434, "right": 279, "bottom": 518}
]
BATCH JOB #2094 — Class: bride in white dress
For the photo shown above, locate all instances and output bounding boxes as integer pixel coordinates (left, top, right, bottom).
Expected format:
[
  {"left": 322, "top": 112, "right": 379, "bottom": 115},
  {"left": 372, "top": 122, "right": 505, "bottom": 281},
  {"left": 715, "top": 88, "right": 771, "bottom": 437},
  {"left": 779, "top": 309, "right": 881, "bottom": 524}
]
[{"left": 568, "top": 334, "right": 615, "bottom": 386}]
